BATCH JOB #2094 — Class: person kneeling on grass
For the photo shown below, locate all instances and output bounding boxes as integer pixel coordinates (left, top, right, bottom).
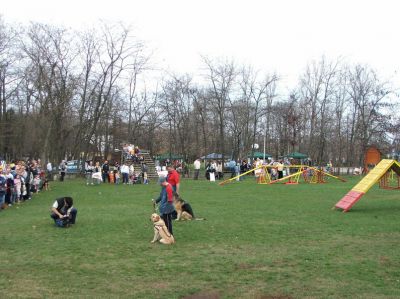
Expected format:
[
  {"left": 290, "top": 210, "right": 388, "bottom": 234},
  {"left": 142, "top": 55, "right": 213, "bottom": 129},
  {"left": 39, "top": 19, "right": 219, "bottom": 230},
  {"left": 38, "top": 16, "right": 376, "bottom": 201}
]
[{"left": 50, "top": 196, "right": 77, "bottom": 227}]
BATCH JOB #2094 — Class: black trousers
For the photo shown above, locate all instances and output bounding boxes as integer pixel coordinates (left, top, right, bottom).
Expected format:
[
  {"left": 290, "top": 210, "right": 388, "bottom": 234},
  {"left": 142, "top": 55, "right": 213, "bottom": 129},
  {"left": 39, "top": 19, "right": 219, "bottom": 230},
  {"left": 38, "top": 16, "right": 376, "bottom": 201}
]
[
  {"left": 25, "top": 183, "right": 31, "bottom": 199},
  {"left": 161, "top": 213, "right": 173, "bottom": 235}
]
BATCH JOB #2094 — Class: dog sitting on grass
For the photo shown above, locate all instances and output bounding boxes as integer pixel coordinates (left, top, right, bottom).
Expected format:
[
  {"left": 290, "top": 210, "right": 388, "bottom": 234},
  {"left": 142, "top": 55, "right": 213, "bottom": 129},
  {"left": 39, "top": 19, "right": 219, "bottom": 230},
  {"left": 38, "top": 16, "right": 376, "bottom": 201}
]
[
  {"left": 173, "top": 192, "right": 205, "bottom": 221},
  {"left": 150, "top": 213, "right": 175, "bottom": 245}
]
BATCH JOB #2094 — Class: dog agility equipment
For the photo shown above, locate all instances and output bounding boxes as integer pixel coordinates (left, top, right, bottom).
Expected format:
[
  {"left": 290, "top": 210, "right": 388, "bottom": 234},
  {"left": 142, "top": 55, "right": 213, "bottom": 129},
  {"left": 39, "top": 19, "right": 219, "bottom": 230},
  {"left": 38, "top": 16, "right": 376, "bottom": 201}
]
[{"left": 334, "top": 159, "right": 400, "bottom": 212}]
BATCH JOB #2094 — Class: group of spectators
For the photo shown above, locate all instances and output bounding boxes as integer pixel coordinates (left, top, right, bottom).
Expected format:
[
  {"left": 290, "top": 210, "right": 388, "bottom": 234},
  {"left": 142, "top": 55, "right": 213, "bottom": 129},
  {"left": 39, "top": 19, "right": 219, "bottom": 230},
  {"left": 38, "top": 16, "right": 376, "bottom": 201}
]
[
  {"left": 84, "top": 160, "right": 149, "bottom": 185},
  {"left": 192, "top": 157, "right": 298, "bottom": 181},
  {"left": 122, "top": 144, "right": 144, "bottom": 163},
  {"left": 0, "top": 159, "right": 51, "bottom": 211},
  {"left": 156, "top": 160, "right": 190, "bottom": 178}
]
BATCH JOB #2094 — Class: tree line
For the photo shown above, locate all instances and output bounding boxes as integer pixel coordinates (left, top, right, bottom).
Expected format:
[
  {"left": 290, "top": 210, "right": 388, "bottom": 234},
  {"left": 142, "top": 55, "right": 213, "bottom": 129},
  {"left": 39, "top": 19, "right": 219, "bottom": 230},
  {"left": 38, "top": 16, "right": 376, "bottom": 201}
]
[{"left": 0, "top": 18, "right": 399, "bottom": 166}]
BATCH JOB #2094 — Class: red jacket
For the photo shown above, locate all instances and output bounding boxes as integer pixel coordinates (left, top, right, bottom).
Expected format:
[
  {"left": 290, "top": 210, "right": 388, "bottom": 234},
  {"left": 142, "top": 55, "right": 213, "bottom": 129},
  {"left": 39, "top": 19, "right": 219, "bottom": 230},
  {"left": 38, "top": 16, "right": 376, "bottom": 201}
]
[
  {"left": 167, "top": 170, "right": 180, "bottom": 187},
  {"left": 166, "top": 183, "right": 173, "bottom": 202}
]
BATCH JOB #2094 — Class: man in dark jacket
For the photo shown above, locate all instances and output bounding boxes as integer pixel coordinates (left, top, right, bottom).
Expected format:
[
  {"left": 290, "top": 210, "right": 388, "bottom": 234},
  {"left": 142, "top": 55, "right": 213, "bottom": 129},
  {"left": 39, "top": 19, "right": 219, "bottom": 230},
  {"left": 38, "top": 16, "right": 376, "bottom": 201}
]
[
  {"left": 102, "top": 160, "right": 110, "bottom": 183},
  {"left": 50, "top": 196, "right": 77, "bottom": 227}
]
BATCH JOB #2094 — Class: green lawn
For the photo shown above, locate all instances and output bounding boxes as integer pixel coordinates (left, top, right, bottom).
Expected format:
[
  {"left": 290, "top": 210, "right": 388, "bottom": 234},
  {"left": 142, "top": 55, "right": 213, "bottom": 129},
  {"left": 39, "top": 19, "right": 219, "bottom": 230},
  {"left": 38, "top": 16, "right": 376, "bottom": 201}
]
[{"left": 1, "top": 176, "right": 400, "bottom": 298}]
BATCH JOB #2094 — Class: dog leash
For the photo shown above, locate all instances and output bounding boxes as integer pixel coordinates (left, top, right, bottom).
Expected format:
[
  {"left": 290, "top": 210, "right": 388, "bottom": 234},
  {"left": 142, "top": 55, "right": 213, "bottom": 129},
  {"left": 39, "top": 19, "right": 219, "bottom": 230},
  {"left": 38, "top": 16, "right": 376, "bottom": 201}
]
[{"left": 155, "top": 224, "right": 172, "bottom": 238}]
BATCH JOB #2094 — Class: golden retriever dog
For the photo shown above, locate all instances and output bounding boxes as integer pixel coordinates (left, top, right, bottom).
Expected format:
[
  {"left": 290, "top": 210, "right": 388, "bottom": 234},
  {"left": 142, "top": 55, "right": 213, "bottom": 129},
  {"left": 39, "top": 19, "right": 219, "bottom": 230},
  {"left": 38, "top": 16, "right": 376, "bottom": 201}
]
[{"left": 150, "top": 213, "right": 175, "bottom": 245}]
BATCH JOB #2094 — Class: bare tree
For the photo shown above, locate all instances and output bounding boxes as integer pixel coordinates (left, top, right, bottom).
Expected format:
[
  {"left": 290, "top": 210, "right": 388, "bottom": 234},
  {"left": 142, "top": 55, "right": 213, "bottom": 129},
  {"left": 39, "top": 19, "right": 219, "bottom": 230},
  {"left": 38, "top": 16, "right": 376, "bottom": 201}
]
[
  {"left": 347, "top": 64, "right": 392, "bottom": 165},
  {"left": 238, "top": 66, "right": 278, "bottom": 160},
  {"left": 202, "top": 57, "right": 236, "bottom": 161}
]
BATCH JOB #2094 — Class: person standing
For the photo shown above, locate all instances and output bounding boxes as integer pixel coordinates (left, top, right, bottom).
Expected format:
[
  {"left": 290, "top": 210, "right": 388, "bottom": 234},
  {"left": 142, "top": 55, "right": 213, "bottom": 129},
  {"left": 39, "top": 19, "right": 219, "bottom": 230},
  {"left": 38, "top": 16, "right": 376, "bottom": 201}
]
[
  {"left": 152, "top": 176, "right": 174, "bottom": 235},
  {"left": 240, "top": 160, "right": 247, "bottom": 181},
  {"left": 92, "top": 162, "right": 102, "bottom": 184},
  {"left": 85, "top": 161, "right": 94, "bottom": 185},
  {"left": 216, "top": 161, "right": 223, "bottom": 180},
  {"left": 254, "top": 158, "right": 263, "bottom": 183},
  {"left": 121, "top": 162, "right": 129, "bottom": 184},
  {"left": 102, "top": 160, "right": 110, "bottom": 183},
  {"left": 59, "top": 160, "right": 66, "bottom": 182},
  {"left": 5, "top": 169, "right": 14, "bottom": 206},
  {"left": 46, "top": 161, "right": 52, "bottom": 181},
  {"left": 277, "top": 160, "right": 284, "bottom": 179},
  {"left": 193, "top": 159, "right": 201, "bottom": 180},
  {"left": 167, "top": 165, "right": 180, "bottom": 193},
  {"left": 129, "top": 164, "right": 135, "bottom": 184},
  {"left": 141, "top": 163, "right": 148, "bottom": 183},
  {"left": 25, "top": 163, "right": 33, "bottom": 199},
  {"left": 0, "top": 169, "right": 6, "bottom": 210}
]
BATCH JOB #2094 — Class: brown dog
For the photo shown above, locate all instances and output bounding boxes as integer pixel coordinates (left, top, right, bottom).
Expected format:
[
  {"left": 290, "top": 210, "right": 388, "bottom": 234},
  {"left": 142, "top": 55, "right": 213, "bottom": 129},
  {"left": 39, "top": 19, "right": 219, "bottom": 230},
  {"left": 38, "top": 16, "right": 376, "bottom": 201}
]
[
  {"left": 150, "top": 213, "right": 175, "bottom": 245},
  {"left": 173, "top": 197, "right": 193, "bottom": 221},
  {"left": 173, "top": 192, "right": 205, "bottom": 221}
]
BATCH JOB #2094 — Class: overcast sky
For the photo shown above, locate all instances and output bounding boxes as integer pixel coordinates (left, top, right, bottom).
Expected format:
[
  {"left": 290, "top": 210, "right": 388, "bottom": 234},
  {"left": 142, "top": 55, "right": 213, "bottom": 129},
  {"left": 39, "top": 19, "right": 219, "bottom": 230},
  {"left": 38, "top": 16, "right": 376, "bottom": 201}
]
[{"left": 2, "top": 0, "right": 400, "bottom": 93}]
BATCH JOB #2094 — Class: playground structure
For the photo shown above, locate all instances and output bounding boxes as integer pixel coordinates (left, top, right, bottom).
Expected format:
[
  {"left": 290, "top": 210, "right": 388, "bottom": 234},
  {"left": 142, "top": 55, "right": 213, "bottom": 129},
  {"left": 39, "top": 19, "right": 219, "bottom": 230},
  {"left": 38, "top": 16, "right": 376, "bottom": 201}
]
[
  {"left": 219, "top": 164, "right": 346, "bottom": 186},
  {"left": 334, "top": 159, "right": 400, "bottom": 212}
]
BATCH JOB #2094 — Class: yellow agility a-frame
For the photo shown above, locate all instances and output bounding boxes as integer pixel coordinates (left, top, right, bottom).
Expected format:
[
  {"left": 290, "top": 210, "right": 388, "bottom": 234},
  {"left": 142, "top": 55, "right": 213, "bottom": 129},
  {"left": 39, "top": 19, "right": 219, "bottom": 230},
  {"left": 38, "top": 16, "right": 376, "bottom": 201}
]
[{"left": 335, "top": 159, "right": 400, "bottom": 212}]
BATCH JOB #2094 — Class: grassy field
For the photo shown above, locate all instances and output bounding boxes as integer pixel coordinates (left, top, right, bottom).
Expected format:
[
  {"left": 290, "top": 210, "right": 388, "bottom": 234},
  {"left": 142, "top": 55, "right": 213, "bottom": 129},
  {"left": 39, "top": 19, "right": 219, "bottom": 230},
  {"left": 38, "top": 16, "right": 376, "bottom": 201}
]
[{"left": 0, "top": 175, "right": 400, "bottom": 298}]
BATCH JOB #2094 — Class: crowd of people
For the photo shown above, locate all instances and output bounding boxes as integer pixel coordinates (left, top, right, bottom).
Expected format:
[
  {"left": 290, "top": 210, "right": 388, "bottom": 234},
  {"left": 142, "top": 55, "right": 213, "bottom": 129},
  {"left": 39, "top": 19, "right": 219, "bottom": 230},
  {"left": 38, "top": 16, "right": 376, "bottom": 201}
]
[
  {"left": 0, "top": 159, "right": 51, "bottom": 211},
  {"left": 122, "top": 144, "right": 144, "bottom": 163},
  {"left": 84, "top": 160, "right": 149, "bottom": 185}
]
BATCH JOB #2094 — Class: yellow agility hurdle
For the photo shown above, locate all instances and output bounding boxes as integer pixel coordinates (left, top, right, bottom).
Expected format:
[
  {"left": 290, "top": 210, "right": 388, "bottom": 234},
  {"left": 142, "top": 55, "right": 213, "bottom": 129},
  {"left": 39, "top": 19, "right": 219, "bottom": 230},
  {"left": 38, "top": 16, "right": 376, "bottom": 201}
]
[{"left": 219, "top": 164, "right": 346, "bottom": 186}]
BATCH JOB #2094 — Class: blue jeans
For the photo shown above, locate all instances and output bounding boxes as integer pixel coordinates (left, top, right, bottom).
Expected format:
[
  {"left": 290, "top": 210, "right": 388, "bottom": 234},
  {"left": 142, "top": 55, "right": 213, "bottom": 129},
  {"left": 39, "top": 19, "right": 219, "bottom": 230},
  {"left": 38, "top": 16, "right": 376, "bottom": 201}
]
[
  {"left": 11, "top": 192, "right": 17, "bottom": 204},
  {"left": 102, "top": 173, "right": 109, "bottom": 183},
  {"left": 0, "top": 193, "right": 5, "bottom": 208},
  {"left": 51, "top": 208, "right": 78, "bottom": 226},
  {"left": 122, "top": 173, "right": 129, "bottom": 184}
]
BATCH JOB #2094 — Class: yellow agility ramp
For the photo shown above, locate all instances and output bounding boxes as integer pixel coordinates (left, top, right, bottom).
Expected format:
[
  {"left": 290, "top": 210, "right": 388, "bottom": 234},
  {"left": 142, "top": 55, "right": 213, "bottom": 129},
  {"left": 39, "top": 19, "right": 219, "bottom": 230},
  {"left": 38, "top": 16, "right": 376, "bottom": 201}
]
[{"left": 335, "top": 159, "right": 400, "bottom": 212}]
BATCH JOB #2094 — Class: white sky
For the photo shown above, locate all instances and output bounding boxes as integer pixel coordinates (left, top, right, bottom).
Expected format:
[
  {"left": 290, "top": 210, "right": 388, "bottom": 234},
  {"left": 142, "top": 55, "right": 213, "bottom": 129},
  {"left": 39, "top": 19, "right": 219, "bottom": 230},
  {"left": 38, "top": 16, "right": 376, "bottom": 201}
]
[{"left": 2, "top": 0, "right": 400, "bottom": 94}]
